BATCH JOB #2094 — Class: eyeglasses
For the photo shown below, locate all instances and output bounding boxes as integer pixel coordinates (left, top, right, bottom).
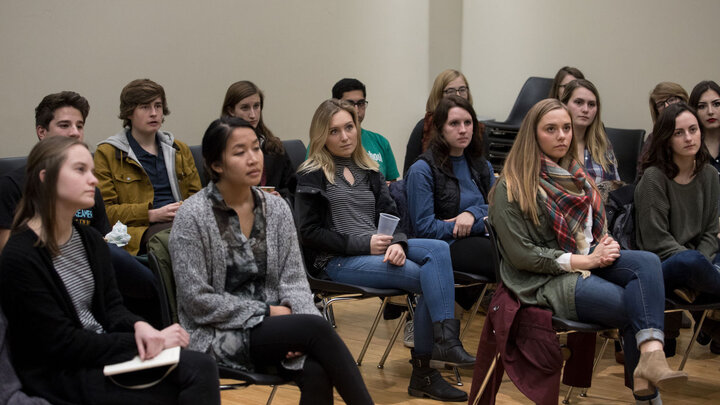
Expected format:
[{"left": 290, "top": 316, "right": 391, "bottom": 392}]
[
  {"left": 443, "top": 87, "right": 468, "bottom": 96},
  {"left": 655, "top": 96, "right": 682, "bottom": 111},
  {"left": 345, "top": 100, "right": 369, "bottom": 109}
]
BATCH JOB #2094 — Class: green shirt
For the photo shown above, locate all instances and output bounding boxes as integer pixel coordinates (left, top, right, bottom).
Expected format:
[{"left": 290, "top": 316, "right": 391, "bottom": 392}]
[
  {"left": 304, "top": 128, "right": 400, "bottom": 181},
  {"left": 635, "top": 164, "right": 719, "bottom": 261},
  {"left": 361, "top": 129, "right": 399, "bottom": 181}
]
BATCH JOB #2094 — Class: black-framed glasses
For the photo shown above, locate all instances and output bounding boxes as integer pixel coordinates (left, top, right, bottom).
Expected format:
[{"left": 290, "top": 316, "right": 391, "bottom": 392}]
[
  {"left": 655, "top": 96, "right": 682, "bottom": 110},
  {"left": 345, "top": 100, "right": 369, "bottom": 108},
  {"left": 443, "top": 87, "right": 468, "bottom": 96}
]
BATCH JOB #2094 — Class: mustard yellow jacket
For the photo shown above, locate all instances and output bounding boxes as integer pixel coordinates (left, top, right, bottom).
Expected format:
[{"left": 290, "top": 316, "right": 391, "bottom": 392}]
[{"left": 94, "top": 130, "right": 202, "bottom": 254}]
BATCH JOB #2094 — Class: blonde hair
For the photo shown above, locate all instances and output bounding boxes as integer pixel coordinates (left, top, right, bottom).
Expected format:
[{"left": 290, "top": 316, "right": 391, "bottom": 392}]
[
  {"left": 560, "top": 79, "right": 615, "bottom": 173},
  {"left": 490, "top": 99, "right": 580, "bottom": 225},
  {"left": 299, "top": 99, "right": 378, "bottom": 183},
  {"left": 649, "top": 82, "right": 689, "bottom": 124},
  {"left": 426, "top": 69, "right": 473, "bottom": 113}
]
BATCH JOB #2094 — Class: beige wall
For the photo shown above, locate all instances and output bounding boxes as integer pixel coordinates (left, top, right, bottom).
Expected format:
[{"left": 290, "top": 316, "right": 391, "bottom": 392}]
[
  {"left": 0, "top": 0, "right": 432, "bottom": 161},
  {"left": 462, "top": 0, "right": 720, "bottom": 134},
  {"left": 3, "top": 1, "right": 718, "bottom": 169}
]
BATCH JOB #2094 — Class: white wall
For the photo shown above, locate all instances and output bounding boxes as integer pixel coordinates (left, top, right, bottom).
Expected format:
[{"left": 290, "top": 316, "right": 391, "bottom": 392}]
[
  {"left": 462, "top": 0, "right": 720, "bottom": 134},
  {"left": 0, "top": 0, "right": 432, "bottom": 162}
]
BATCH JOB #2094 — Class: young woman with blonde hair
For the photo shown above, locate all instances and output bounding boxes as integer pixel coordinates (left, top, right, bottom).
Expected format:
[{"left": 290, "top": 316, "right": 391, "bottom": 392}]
[
  {"left": 560, "top": 79, "right": 620, "bottom": 183},
  {"left": 489, "top": 98, "right": 686, "bottom": 404},
  {"left": 296, "top": 99, "right": 473, "bottom": 402},
  {"left": 403, "top": 69, "right": 477, "bottom": 175}
]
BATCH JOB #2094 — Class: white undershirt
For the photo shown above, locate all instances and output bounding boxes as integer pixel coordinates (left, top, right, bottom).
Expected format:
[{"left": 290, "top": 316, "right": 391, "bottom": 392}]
[{"left": 556, "top": 206, "right": 594, "bottom": 271}]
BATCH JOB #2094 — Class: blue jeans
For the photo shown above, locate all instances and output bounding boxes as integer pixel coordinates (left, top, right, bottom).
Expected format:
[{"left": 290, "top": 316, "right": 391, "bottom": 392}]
[
  {"left": 574, "top": 250, "right": 665, "bottom": 395},
  {"left": 662, "top": 250, "right": 720, "bottom": 296},
  {"left": 326, "top": 238, "right": 455, "bottom": 355}
]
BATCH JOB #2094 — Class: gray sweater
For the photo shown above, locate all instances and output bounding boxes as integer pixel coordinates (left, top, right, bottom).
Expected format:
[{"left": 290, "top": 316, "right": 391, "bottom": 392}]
[
  {"left": 169, "top": 184, "right": 319, "bottom": 370},
  {"left": 636, "top": 165, "right": 720, "bottom": 261}
]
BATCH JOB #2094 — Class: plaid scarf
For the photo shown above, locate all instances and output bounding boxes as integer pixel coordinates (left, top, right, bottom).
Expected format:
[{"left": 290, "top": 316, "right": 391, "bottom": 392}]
[{"left": 539, "top": 156, "right": 605, "bottom": 253}]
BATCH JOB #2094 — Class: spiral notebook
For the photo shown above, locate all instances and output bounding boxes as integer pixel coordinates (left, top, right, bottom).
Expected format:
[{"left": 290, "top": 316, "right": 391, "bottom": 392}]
[{"left": 103, "top": 346, "right": 180, "bottom": 376}]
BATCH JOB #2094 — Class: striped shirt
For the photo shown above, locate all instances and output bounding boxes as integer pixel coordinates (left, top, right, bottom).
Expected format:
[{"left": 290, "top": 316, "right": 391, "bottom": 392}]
[
  {"left": 52, "top": 227, "right": 104, "bottom": 334},
  {"left": 327, "top": 157, "right": 376, "bottom": 236}
]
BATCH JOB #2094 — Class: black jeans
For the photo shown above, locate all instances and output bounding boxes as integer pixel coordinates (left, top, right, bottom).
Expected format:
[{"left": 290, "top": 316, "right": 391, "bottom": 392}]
[
  {"left": 250, "top": 314, "right": 373, "bottom": 405},
  {"left": 88, "top": 349, "right": 220, "bottom": 405},
  {"left": 450, "top": 236, "right": 495, "bottom": 309}
]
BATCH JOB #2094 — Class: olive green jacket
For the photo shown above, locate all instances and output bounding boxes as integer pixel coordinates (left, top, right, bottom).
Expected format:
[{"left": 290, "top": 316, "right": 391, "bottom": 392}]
[{"left": 489, "top": 179, "right": 581, "bottom": 320}]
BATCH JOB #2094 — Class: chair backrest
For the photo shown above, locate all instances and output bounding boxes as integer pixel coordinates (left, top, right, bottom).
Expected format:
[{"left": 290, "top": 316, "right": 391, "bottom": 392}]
[
  {"left": 188, "top": 145, "right": 207, "bottom": 187},
  {"left": 282, "top": 139, "right": 306, "bottom": 172},
  {"left": 605, "top": 127, "right": 645, "bottom": 184},
  {"left": 483, "top": 217, "right": 503, "bottom": 284},
  {"left": 502, "top": 77, "right": 553, "bottom": 126},
  {"left": 0, "top": 156, "right": 27, "bottom": 178},
  {"left": 146, "top": 228, "right": 177, "bottom": 327}
]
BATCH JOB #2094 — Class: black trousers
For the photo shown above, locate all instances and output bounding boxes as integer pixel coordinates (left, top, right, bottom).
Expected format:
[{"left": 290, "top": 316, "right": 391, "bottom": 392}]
[
  {"left": 450, "top": 236, "right": 495, "bottom": 310},
  {"left": 250, "top": 314, "right": 373, "bottom": 405},
  {"left": 86, "top": 349, "right": 220, "bottom": 405}
]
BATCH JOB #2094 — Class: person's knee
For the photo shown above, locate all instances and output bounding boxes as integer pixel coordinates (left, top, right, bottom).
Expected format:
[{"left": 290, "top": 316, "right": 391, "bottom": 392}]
[
  {"left": 674, "top": 250, "right": 707, "bottom": 267},
  {"left": 180, "top": 350, "right": 219, "bottom": 383}
]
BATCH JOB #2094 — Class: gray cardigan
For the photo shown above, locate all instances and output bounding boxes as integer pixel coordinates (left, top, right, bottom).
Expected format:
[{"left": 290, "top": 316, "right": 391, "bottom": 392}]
[{"left": 169, "top": 184, "right": 319, "bottom": 369}]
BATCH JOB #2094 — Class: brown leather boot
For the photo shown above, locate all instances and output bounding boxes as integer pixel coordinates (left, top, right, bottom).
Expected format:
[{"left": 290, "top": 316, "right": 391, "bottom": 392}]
[{"left": 633, "top": 350, "right": 688, "bottom": 396}]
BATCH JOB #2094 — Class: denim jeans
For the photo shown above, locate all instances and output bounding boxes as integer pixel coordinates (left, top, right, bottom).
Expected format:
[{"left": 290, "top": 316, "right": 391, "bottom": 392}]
[
  {"left": 574, "top": 250, "right": 665, "bottom": 395},
  {"left": 326, "top": 238, "right": 455, "bottom": 355},
  {"left": 662, "top": 250, "right": 720, "bottom": 296}
]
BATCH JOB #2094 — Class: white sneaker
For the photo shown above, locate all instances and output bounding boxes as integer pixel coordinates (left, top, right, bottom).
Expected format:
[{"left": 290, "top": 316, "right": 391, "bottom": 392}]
[{"left": 403, "top": 320, "right": 415, "bottom": 348}]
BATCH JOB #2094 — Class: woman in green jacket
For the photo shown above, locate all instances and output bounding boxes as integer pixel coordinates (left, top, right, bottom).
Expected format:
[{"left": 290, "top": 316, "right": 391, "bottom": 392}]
[{"left": 488, "top": 98, "right": 686, "bottom": 404}]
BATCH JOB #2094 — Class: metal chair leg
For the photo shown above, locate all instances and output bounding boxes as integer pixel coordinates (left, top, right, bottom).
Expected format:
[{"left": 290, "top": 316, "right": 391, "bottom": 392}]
[
  {"left": 357, "top": 297, "right": 390, "bottom": 366},
  {"left": 266, "top": 385, "right": 278, "bottom": 405},
  {"left": 452, "top": 366, "right": 463, "bottom": 386},
  {"left": 579, "top": 336, "right": 611, "bottom": 397},
  {"left": 378, "top": 311, "right": 409, "bottom": 368},
  {"left": 461, "top": 284, "right": 489, "bottom": 340},
  {"left": 680, "top": 309, "right": 708, "bottom": 371}
]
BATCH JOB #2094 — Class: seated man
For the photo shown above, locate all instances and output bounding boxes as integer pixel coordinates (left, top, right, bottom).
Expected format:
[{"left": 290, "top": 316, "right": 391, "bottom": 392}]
[
  {"left": 0, "top": 91, "right": 161, "bottom": 325},
  {"left": 94, "top": 79, "right": 201, "bottom": 255},
  {"left": 332, "top": 78, "right": 399, "bottom": 181}
]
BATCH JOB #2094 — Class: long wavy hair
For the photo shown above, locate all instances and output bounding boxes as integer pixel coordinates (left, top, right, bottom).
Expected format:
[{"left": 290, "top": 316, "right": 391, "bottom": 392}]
[
  {"left": 13, "top": 136, "right": 88, "bottom": 255},
  {"left": 428, "top": 95, "right": 484, "bottom": 171},
  {"left": 299, "top": 99, "right": 378, "bottom": 183},
  {"left": 641, "top": 102, "right": 709, "bottom": 179},
  {"left": 221, "top": 80, "right": 284, "bottom": 155},
  {"left": 489, "top": 99, "right": 580, "bottom": 225},
  {"left": 560, "top": 79, "right": 615, "bottom": 172}
]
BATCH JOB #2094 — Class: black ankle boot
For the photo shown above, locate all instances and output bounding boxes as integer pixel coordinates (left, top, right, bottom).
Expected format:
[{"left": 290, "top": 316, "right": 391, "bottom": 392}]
[
  {"left": 430, "top": 319, "right": 475, "bottom": 369},
  {"left": 408, "top": 351, "right": 467, "bottom": 402}
]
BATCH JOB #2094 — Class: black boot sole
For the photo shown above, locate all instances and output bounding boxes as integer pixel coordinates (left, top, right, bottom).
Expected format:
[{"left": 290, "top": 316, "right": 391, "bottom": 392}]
[
  {"left": 429, "top": 359, "right": 474, "bottom": 369},
  {"left": 408, "top": 387, "right": 467, "bottom": 402}
]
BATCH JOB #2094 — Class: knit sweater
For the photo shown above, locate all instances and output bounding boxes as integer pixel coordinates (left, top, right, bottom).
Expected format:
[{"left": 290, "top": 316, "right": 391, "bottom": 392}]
[
  {"left": 635, "top": 164, "right": 720, "bottom": 261},
  {"left": 169, "top": 184, "right": 319, "bottom": 371}
]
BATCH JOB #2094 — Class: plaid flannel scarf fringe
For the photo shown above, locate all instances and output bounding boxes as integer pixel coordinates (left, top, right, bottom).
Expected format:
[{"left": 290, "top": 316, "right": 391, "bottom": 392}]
[{"left": 539, "top": 156, "right": 605, "bottom": 253}]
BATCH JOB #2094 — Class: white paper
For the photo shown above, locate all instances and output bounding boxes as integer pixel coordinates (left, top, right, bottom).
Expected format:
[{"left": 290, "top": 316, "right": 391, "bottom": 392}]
[{"left": 103, "top": 346, "right": 180, "bottom": 376}]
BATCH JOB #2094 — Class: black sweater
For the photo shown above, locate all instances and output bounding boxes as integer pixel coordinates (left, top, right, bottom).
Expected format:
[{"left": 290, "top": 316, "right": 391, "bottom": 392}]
[{"left": 0, "top": 224, "right": 142, "bottom": 404}]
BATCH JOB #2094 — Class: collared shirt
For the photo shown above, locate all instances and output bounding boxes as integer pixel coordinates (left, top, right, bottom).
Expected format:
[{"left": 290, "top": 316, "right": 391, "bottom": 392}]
[
  {"left": 584, "top": 146, "right": 620, "bottom": 184},
  {"left": 126, "top": 131, "right": 175, "bottom": 209}
]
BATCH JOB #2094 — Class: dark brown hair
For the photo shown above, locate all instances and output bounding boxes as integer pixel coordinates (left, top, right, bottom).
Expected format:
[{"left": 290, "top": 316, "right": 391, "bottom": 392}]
[
  {"left": 549, "top": 66, "right": 585, "bottom": 99},
  {"left": 428, "top": 95, "right": 485, "bottom": 171},
  {"left": 641, "top": 102, "right": 709, "bottom": 179},
  {"left": 220, "top": 80, "right": 284, "bottom": 155},
  {"left": 201, "top": 116, "right": 261, "bottom": 183},
  {"left": 35, "top": 91, "right": 90, "bottom": 129}
]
